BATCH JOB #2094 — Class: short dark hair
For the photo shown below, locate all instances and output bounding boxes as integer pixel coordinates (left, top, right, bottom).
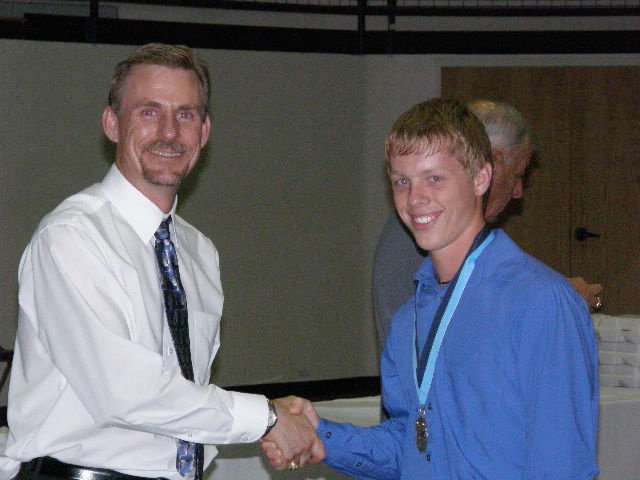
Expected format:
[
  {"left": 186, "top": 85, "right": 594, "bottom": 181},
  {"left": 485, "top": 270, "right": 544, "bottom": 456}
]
[{"left": 108, "top": 43, "right": 211, "bottom": 118}]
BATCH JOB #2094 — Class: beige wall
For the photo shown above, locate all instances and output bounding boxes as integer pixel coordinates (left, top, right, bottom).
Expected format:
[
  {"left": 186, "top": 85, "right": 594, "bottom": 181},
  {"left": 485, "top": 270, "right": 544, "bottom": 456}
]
[
  {"left": 0, "top": 41, "right": 375, "bottom": 390},
  {"left": 1, "top": 40, "right": 639, "bottom": 399}
]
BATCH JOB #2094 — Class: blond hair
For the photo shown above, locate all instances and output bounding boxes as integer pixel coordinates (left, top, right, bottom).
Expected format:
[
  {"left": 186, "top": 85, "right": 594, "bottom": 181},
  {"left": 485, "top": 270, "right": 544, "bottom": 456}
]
[{"left": 385, "top": 98, "right": 492, "bottom": 179}]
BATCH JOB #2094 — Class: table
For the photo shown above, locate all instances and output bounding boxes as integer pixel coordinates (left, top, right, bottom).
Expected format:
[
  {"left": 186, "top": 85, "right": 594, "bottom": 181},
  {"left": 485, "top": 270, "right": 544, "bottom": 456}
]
[
  {"left": 598, "top": 387, "right": 640, "bottom": 479},
  {"left": 209, "top": 389, "right": 640, "bottom": 479}
]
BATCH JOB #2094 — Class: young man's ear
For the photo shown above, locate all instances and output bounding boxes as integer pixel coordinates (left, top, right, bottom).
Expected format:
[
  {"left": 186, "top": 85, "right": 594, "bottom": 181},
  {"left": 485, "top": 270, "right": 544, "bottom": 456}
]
[
  {"left": 474, "top": 161, "right": 493, "bottom": 196},
  {"left": 102, "top": 106, "right": 119, "bottom": 143}
]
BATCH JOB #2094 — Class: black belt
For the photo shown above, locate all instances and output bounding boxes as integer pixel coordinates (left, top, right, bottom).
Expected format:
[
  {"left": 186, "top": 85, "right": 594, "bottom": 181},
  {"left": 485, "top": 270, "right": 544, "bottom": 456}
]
[{"left": 20, "top": 457, "right": 169, "bottom": 480}]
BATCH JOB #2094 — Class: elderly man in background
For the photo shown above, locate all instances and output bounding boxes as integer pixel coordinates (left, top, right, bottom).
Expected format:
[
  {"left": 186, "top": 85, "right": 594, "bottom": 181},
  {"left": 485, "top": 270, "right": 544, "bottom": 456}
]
[{"left": 372, "top": 99, "right": 603, "bottom": 356}]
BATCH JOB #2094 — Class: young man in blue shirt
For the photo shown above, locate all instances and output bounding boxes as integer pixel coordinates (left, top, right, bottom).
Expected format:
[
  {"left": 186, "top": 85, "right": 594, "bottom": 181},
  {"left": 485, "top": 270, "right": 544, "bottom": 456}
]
[{"left": 263, "top": 98, "right": 599, "bottom": 479}]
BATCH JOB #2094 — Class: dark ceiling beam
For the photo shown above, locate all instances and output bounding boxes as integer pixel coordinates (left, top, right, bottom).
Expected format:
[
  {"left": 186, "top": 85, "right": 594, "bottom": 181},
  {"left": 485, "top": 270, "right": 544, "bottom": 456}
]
[
  {"left": 61, "top": 0, "right": 640, "bottom": 16},
  {"left": 86, "top": 0, "right": 99, "bottom": 42},
  {"left": 2, "top": 14, "right": 639, "bottom": 55}
]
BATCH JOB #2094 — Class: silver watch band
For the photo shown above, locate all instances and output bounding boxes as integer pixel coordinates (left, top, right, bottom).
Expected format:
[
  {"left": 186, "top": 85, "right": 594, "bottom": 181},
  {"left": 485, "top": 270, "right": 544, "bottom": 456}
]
[{"left": 262, "top": 398, "right": 278, "bottom": 437}]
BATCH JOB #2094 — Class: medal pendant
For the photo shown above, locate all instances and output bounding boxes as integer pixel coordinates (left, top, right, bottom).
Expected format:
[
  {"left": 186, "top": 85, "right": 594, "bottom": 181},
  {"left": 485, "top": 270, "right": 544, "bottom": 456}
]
[{"left": 415, "top": 408, "right": 428, "bottom": 452}]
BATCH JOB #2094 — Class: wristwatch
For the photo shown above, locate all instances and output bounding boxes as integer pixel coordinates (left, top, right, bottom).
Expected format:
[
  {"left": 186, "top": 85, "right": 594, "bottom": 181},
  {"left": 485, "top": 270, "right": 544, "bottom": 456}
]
[{"left": 262, "top": 398, "right": 278, "bottom": 437}]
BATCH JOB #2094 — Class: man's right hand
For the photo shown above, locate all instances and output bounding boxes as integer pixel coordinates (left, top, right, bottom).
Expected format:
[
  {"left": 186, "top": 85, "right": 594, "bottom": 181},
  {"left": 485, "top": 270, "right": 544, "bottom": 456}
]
[
  {"left": 568, "top": 276, "right": 603, "bottom": 313},
  {"left": 261, "top": 396, "right": 326, "bottom": 470}
]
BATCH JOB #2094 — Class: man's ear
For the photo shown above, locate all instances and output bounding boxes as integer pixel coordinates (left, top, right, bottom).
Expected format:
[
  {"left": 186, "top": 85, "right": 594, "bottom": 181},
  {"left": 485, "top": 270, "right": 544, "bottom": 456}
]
[
  {"left": 474, "top": 161, "right": 492, "bottom": 196},
  {"left": 492, "top": 149, "right": 504, "bottom": 169},
  {"left": 200, "top": 114, "right": 212, "bottom": 148},
  {"left": 102, "top": 106, "right": 119, "bottom": 143}
]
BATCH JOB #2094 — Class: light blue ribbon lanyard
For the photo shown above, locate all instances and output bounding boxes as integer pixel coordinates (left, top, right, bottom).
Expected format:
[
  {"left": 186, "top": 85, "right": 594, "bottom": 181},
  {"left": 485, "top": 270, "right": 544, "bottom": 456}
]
[{"left": 413, "top": 230, "right": 495, "bottom": 406}]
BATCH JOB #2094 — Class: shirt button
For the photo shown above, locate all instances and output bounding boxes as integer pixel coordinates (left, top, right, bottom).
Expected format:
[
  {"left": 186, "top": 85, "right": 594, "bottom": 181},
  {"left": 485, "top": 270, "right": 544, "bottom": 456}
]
[
  {"left": 325, "top": 432, "right": 332, "bottom": 439},
  {"left": 187, "top": 433, "right": 192, "bottom": 438},
  {"left": 168, "top": 347, "right": 174, "bottom": 356},
  {"left": 356, "top": 462, "right": 363, "bottom": 467},
  {"left": 241, "top": 435, "right": 249, "bottom": 442},
  {"left": 426, "top": 454, "right": 431, "bottom": 462},
  {"left": 428, "top": 403, "right": 432, "bottom": 410}
]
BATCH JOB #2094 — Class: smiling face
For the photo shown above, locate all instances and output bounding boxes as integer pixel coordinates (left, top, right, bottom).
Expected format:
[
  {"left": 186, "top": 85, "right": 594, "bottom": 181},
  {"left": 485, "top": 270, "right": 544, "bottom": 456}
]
[
  {"left": 102, "top": 64, "right": 211, "bottom": 210},
  {"left": 389, "top": 149, "right": 491, "bottom": 265}
]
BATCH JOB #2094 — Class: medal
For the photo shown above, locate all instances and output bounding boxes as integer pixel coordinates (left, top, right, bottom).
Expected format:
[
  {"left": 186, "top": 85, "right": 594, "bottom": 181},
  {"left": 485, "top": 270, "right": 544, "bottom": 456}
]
[{"left": 416, "top": 407, "right": 428, "bottom": 452}]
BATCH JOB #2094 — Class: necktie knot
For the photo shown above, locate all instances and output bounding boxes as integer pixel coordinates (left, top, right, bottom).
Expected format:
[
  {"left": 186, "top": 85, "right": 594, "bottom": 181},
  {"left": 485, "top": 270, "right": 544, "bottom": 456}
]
[{"left": 155, "top": 217, "right": 172, "bottom": 241}]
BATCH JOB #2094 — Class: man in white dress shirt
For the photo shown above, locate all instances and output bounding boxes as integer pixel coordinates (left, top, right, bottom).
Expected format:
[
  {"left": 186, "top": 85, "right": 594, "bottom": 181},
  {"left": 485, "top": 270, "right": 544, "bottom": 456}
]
[{"left": 0, "top": 43, "right": 323, "bottom": 480}]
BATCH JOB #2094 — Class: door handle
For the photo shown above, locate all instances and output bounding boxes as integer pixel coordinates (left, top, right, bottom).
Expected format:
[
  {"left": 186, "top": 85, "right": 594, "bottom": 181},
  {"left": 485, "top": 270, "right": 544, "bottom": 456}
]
[{"left": 574, "top": 227, "right": 601, "bottom": 242}]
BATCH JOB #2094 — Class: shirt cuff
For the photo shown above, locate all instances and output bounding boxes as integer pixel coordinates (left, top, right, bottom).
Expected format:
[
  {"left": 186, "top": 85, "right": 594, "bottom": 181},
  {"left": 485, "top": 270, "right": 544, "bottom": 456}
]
[
  {"left": 317, "top": 418, "right": 345, "bottom": 460},
  {"left": 317, "top": 419, "right": 360, "bottom": 471},
  {"left": 227, "top": 391, "right": 269, "bottom": 443}
]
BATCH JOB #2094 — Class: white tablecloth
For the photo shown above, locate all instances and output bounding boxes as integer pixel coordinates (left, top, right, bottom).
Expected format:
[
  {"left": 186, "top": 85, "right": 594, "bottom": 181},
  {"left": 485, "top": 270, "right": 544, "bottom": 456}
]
[
  {"left": 208, "top": 388, "right": 640, "bottom": 479},
  {"left": 598, "top": 387, "right": 640, "bottom": 479}
]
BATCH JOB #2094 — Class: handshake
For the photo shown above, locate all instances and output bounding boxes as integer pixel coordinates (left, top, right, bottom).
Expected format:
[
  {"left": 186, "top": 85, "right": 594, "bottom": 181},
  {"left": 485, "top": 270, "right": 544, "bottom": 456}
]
[{"left": 260, "top": 396, "right": 326, "bottom": 471}]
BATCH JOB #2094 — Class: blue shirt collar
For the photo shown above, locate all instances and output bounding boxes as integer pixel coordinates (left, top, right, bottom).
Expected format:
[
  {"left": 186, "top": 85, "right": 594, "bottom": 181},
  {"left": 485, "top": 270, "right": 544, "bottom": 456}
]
[
  {"left": 414, "top": 256, "right": 440, "bottom": 291},
  {"left": 413, "top": 228, "right": 503, "bottom": 289}
]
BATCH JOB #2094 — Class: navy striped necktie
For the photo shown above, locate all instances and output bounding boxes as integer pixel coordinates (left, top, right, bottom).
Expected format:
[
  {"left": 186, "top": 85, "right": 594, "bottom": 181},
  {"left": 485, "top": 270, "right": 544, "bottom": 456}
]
[{"left": 154, "top": 217, "right": 204, "bottom": 480}]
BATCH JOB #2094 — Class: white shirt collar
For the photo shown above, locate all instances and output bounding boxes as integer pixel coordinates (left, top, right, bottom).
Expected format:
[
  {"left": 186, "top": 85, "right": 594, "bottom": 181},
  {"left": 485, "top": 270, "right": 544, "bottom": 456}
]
[{"left": 101, "top": 164, "right": 177, "bottom": 244}]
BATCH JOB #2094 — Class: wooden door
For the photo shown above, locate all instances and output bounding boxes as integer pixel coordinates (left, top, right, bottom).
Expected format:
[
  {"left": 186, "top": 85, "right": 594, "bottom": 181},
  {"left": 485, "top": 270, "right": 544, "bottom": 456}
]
[{"left": 442, "top": 67, "right": 640, "bottom": 314}]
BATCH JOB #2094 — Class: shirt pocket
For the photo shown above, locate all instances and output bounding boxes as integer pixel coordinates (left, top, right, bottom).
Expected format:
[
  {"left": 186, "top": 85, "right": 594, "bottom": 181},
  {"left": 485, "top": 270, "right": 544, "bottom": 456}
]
[{"left": 191, "top": 311, "right": 220, "bottom": 385}]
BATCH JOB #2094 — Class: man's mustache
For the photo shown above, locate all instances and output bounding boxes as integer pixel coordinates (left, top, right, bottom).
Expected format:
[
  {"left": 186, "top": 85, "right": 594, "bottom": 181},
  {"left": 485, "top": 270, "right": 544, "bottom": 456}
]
[{"left": 145, "top": 140, "right": 187, "bottom": 154}]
